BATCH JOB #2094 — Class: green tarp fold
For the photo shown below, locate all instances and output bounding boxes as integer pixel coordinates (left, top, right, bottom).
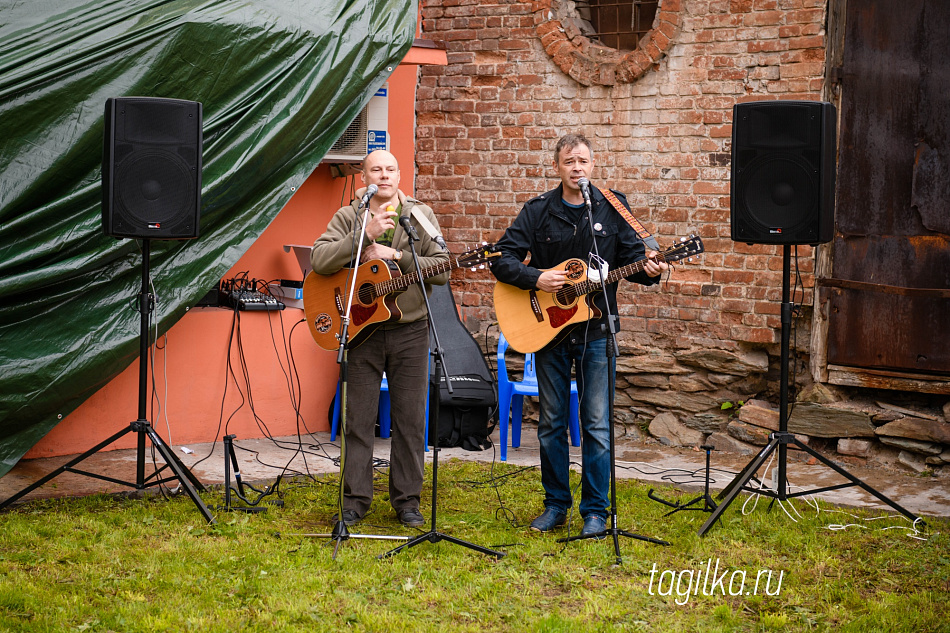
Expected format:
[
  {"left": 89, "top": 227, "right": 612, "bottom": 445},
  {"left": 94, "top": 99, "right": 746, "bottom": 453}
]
[{"left": 0, "top": 0, "right": 417, "bottom": 477}]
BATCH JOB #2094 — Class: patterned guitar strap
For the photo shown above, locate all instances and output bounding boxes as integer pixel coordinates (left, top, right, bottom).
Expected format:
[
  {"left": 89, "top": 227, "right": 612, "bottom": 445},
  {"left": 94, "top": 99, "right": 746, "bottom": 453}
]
[{"left": 600, "top": 188, "right": 661, "bottom": 252}]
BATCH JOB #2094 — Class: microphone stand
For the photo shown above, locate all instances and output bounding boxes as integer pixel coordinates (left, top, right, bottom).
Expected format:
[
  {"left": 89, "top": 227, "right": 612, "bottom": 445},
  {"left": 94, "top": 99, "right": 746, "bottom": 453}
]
[
  {"left": 381, "top": 219, "right": 505, "bottom": 559},
  {"left": 557, "top": 182, "right": 669, "bottom": 564},
  {"left": 313, "top": 191, "right": 407, "bottom": 558}
]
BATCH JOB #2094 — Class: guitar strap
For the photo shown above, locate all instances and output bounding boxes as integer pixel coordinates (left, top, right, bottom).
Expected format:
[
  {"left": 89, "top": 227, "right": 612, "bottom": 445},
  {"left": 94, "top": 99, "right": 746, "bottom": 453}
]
[
  {"left": 601, "top": 188, "right": 661, "bottom": 252},
  {"left": 410, "top": 206, "right": 441, "bottom": 242}
]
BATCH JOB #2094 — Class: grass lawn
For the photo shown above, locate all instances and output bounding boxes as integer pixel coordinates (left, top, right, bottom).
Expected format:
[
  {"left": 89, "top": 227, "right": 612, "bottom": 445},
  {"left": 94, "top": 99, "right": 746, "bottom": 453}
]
[{"left": 0, "top": 460, "right": 947, "bottom": 632}]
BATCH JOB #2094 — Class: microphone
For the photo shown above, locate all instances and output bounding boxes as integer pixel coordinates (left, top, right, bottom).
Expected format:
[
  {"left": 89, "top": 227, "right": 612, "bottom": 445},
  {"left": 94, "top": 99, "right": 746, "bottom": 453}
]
[
  {"left": 399, "top": 214, "right": 419, "bottom": 241},
  {"left": 577, "top": 177, "right": 592, "bottom": 207},
  {"left": 358, "top": 184, "right": 378, "bottom": 209}
]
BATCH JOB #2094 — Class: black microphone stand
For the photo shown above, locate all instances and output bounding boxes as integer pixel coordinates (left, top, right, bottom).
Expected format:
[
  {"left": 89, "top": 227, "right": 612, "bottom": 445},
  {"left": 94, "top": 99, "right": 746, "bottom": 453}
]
[
  {"left": 557, "top": 182, "right": 669, "bottom": 564},
  {"left": 381, "top": 218, "right": 505, "bottom": 559},
  {"left": 312, "top": 191, "right": 407, "bottom": 558}
]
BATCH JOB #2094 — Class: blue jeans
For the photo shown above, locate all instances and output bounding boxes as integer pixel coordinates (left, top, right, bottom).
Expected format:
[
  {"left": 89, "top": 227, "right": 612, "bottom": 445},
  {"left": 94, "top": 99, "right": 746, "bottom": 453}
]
[{"left": 535, "top": 337, "right": 613, "bottom": 520}]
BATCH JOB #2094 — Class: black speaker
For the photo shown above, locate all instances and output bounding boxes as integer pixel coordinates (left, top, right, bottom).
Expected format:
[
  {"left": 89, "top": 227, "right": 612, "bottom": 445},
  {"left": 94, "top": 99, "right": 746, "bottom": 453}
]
[
  {"left": 730, "top": 100, "right": 836, "bottom": 245},
  {"left": 102, "top": 97, "right": 202, "bottom": 239}
]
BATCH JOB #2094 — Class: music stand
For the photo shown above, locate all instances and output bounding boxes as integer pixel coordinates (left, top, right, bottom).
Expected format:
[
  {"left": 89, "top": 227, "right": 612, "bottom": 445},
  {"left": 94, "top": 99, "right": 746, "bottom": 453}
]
[
  {"left": 698, "top": 247, "right": 922, "bottom": 536},
  {"left": 380, "top": 223, "right": 505, "bottom": 560},
  {"left": 0, "top": 240, "right": 215, "bottom": 523}
]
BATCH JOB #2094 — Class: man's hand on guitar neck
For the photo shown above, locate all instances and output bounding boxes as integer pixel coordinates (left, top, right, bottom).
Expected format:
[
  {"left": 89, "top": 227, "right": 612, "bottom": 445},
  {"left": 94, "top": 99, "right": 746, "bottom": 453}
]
[{"left": 643, "top": 251, "right": 668, "bottom": 278}]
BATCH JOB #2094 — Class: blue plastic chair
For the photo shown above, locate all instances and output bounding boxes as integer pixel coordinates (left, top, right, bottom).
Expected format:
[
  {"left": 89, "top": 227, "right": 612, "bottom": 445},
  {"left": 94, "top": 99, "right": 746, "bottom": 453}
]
[
  {"left": 330, "top": 375, "right": 392, "bottom": 441},
  {"left": 330, "top": 374, "right": 429, "bottom": 447},
  {"left": 496, "top": 333, "right": 580, "bottom": 461}
]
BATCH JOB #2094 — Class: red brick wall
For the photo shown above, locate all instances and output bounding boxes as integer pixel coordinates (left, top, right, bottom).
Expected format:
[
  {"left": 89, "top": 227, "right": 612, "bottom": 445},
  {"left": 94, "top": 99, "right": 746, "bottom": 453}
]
[{"left": 416, "top": 0, "right": 828, "bottom": 353}]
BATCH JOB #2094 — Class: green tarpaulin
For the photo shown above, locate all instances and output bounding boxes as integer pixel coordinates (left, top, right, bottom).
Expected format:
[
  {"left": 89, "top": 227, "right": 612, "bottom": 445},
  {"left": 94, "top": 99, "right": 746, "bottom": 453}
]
[{"left": 0, "top": 0, "right": 417, "bottom": 478}]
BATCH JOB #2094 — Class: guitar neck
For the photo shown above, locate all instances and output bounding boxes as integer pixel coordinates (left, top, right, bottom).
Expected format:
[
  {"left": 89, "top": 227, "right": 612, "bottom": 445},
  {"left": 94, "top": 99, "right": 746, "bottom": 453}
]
[
  {"left": 567, "top": 252, "right": 668, "bottom": 298},
  {"left": 374, "top": 255, "right": 459, "bottom": 295}
]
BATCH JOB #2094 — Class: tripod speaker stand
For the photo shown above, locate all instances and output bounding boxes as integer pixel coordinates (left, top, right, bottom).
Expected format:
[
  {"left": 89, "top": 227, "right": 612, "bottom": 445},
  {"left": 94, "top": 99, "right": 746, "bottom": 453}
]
[
  {"left": 0, "top": 240, "right": 215, "bottom": 523},
  {"left": 697, "top": 247, "right": 921, "bottom": 536}
]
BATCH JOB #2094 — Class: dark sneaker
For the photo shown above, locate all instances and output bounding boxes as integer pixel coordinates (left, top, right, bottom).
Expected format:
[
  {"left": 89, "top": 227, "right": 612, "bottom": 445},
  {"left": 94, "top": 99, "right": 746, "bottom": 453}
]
[
  {"left": 331, "top": 509, "right": 362, "bottom": 527},
  {"left": 397, "top": 508, "right": 425, "bottom": 528},
  {"left": 580, "top": 514, "right": 607, "bottom": 539},
  {"left": 530, "top": 508, "right": 567, "bottom": 532}
]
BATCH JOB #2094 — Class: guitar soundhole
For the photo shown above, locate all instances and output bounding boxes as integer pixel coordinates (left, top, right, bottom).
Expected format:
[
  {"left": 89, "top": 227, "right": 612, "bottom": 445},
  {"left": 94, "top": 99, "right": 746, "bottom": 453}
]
[
  {"left": 357, "top": 283, "right": 376, "bottom": 305},
  {"left": 564, "top": 261, "right": 584, "bottom": 280}
]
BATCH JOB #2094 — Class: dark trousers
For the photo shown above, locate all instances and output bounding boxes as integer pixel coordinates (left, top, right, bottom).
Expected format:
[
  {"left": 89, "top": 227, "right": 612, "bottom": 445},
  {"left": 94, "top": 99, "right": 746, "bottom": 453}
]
[{"left": 341, "top": 320, "right": 429, "bottom": 516}]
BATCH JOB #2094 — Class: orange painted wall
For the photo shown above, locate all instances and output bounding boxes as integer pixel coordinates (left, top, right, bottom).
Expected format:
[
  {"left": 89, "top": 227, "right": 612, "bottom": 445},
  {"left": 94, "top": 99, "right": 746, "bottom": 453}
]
[{"left": 25, "top": 63, "right": 422, "bottom": 459}]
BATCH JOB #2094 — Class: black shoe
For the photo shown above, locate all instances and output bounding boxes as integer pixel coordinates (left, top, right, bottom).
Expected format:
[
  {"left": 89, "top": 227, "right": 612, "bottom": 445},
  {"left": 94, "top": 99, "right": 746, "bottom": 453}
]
[
  {"left": 331, "top": 509, "right": 362, "bottom": 527},
  {"left": 580, "top": 514, "right": 607, "bottom": 539},
  {"left": 530, "top": 507, "right": 567, "bottom": 532},
  {"left": 397, "top": 508, "right": 425, "bottom": 528}
]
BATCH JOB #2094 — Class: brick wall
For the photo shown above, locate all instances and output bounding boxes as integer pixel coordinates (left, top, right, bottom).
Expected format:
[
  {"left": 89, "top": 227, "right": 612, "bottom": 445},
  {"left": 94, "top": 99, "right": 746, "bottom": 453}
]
[{"left": 415, "top": 0, "right": 828, "bottom": 358}]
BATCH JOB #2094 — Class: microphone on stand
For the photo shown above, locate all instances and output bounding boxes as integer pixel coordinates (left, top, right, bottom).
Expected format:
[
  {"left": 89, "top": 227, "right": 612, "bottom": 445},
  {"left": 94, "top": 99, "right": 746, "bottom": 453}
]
[
  {"left": 358, "top": 184, "right": 379, "bottom": 209},
  {"left": 577, "top": 177, "right": 592, "bottom": 208},
  {"left": 399, "top": 214, "right": 420, "bottom": 241}
]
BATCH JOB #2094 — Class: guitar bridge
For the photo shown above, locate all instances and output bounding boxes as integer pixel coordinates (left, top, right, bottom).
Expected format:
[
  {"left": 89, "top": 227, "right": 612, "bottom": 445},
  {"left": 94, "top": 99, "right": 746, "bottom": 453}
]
[
  {"left": 528, "top": 290, "right": 543, "bottom": 323},
  {"left": 333, "top": 287, "right": 344, "bottom": 316}
]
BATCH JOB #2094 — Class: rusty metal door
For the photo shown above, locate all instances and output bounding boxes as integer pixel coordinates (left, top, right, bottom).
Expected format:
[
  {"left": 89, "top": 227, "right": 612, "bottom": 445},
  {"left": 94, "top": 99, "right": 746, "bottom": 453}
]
[{"left": 821, "top": 0, "right": 950, "bottom": 378}]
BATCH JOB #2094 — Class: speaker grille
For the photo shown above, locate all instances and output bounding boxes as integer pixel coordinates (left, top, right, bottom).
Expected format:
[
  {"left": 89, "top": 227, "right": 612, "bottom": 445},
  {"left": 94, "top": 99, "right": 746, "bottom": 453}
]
[
  {"left": 114, "top": 150, "right": 196, "bottom": 234},
  {"left": 737, "top": 154, "right": 818, "bottom": 238}
]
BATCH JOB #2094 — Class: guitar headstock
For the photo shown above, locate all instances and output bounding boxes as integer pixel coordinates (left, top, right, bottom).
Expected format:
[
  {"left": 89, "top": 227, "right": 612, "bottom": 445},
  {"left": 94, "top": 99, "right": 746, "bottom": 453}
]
[
  {"left": 455, "top": 242, "right": 500, "bottom": 271},
  {"left": 663, "top": 235, "right": 704, "bottom": 263}
]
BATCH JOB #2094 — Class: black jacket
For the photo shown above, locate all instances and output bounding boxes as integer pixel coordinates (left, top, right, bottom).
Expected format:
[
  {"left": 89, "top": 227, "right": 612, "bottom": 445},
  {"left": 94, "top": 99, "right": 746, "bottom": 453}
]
[{"left": 490, "top": 183, "right": 659, "bottom": 346}]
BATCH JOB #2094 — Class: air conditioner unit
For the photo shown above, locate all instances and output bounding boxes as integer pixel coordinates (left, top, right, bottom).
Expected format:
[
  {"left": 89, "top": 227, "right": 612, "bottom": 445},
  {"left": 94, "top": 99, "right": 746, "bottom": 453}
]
[{"left": 322, "top": 83, "right": 389, "bottom": 163}]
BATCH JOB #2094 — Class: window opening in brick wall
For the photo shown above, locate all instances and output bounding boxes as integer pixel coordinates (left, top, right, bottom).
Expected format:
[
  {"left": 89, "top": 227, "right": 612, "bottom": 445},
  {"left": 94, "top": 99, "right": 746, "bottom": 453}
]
[{"left": 577, "top": 0, "right": 659, "bottom": 51}]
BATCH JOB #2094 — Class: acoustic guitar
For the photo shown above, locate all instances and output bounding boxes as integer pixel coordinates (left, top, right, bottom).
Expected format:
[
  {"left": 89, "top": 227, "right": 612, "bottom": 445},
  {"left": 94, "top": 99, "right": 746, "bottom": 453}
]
[
  {"left": 304, "top": 243, "right": 498, "bottom": 350},
  {"left": 493, "top": 235, "right": 704, "bottom": 353}
]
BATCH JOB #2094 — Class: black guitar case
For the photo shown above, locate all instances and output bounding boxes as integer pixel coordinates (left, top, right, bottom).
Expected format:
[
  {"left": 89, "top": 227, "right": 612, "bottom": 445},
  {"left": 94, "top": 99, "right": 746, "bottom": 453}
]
[{"left": 428, "top": 283, "right": 497, "bottom": 450}]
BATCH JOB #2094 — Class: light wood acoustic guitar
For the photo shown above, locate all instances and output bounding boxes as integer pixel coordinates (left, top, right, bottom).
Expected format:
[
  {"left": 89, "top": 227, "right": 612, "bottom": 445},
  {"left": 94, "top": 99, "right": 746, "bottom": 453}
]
[
  {"left": 493, "top": 235, "right": 704, "bottom": 353},
  {"left": 304, "top": 243, "right": 498, "bottom": 350}
]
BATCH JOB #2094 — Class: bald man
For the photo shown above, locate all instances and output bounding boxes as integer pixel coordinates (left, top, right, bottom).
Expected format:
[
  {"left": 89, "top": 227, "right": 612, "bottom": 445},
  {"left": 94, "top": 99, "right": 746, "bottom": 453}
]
[{"left": 311, "top": 150, "right": 449, "bottom": 529}]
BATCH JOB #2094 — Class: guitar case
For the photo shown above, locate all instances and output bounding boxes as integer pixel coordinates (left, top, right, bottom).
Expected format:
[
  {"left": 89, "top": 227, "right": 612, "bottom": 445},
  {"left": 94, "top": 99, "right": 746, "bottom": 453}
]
[{"left": 428, "top": 283, "right": 497, "bottom": 451}]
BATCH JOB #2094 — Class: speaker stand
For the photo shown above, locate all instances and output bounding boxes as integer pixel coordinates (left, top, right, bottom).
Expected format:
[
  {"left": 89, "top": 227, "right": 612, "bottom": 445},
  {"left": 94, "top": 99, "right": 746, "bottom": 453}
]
[
  {"left": 0, "top": 240, "right": 215, "bottom": 523},
  {"left": 698, "top": 246, "right": 920, "bottom": 536}
]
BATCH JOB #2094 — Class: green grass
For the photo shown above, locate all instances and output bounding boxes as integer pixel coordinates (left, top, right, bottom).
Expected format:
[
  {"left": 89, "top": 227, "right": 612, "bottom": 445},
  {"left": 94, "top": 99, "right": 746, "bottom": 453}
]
[{"left": 0, "top": 460, "right": 948, "bottom": 632}]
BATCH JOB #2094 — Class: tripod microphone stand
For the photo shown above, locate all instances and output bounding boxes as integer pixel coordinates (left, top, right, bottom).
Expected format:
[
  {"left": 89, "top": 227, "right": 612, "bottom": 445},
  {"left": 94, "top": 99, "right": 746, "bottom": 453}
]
[
  {"left": 0, "top": 239, "right": 214, "bottom": 523},
  {"left": 381, "top": 222, "right": 505, "bottom": 560},
  {"left": 698, "top": 246, "right": 922, "bottom": 536},
  {"left": 557, "top": 181, "right": 670, "bottom": 564},
  {"left": 648, "top": 444, "right": 718, "bottom": 517}
]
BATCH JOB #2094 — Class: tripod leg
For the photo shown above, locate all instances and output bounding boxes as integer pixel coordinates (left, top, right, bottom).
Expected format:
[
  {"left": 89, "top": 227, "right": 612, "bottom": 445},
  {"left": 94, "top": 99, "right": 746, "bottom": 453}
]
[
  {"left": 145, "top": 427, "right": 215, "bottom": 524},
  {"left": 790, "top": 438, "right": 921, "bottom": 524},
  {"left": 0, "top": 426, "right": 135, "bottom": 510},
  {"left": 698, "top": 438, "right": 779, "bottom": 536}
]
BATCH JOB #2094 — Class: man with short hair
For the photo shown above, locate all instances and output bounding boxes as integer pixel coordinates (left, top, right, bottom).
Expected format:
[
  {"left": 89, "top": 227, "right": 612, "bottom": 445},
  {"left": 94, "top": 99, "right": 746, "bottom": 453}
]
[
  {"left": 311, "top": 150, "right": 449, "bottom": 528},
  {"left": 490, "top": 134, "right": 667, "bottom": 536}
]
